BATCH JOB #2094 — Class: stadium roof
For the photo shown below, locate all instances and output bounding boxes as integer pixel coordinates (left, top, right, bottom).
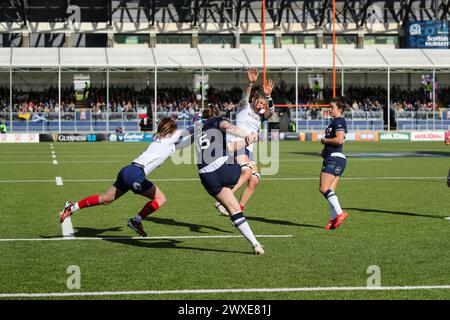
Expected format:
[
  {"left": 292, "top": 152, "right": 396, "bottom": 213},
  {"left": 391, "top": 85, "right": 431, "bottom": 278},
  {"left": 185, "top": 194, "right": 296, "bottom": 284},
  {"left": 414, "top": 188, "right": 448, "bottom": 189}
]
[
  {"left": 289, "top": 49, "right": 340, "bottom": 69},
  {"left": 378, "top": 48, "right": 433, "bottom": 69},
  {"left": 0, "top": 48, "right": 11, "bottom": 68},
  {"left": 60, "top": 48, "right": 108, "bottom": 68},
  {"left": 153, "top": 48, "right": 202, "bottom": 69},
  {"left": 199, "top": 48, "right": 249, "bottom": 69},
  {"left": 336, "top": 48, "right": 387, "bottom": 69},
  {"left": 4, "top": 48, "right": 450, "bottom": 71},
  {"left": 107, "top": 48, "right": 155, "bottom": 68},
  {"left": 12, "top": 48, "right": 59, "bottom": 68}
]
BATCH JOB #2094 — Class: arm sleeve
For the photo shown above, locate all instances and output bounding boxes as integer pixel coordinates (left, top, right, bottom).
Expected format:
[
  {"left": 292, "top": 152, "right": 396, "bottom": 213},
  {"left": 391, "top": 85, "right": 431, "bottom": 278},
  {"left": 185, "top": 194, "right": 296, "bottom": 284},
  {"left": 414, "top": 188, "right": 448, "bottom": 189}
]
[{"left": 335, "top": 118, "right": 347, "bottom": 132}]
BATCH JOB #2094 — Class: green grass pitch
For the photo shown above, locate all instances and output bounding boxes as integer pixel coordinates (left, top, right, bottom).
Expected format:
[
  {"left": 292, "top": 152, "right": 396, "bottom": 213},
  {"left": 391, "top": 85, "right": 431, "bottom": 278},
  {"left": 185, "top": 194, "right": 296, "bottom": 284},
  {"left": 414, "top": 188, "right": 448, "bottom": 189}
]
[{"left": 0, "top": 141, "right": 449, "bottom": 300}]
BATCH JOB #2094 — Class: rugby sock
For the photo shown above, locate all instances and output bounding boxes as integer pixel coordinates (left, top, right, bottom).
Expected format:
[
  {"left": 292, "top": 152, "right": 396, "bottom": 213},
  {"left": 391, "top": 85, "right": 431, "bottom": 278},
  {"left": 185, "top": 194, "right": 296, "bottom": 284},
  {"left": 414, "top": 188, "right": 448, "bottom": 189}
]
[
  {"left": 323, "top": 189, "right": 343, "bottom": 216},
  {"left": 328, "top": 202, "right": 338, "bottom": 220},
  {"left": 230, "top": 212, "right": 258, "bottom": 246},
  {"left": 135, "top": 200, "right": 160, "bottom": 222},
  {"left": 73, "top": 195, "right": 100, "bottom": 212}
]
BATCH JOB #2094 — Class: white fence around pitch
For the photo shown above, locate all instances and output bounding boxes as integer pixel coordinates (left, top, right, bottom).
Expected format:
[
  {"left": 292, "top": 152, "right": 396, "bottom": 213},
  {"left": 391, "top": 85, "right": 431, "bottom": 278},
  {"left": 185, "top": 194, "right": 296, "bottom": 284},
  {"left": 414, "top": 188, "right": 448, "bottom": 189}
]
[
  {"left": 395, "top": 110, "right": 450, "bottom": 131},
  {"left": 1, "top": 110, "right": 449, "bottom": 133}
]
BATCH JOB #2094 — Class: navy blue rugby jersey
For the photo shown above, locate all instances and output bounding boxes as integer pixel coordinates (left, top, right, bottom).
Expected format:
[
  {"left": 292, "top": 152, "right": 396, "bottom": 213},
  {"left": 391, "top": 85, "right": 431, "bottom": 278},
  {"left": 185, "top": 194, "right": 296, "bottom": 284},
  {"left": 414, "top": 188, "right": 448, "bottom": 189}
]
[
  {"left": 322, "top": 116, "right": 347, "bottom": 158},
  {"left": 195, "top": 117, "right": 229, "bottom": 170}
]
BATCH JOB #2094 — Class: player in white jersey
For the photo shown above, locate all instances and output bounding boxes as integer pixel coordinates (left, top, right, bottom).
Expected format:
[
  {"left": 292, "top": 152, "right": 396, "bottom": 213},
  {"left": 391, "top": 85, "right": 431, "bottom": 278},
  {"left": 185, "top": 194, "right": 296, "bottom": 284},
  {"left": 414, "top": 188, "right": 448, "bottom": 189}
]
[
  {"left": 215, "top": 68, "right": 275, "bottom": 215},
  {"left": 59, "top": 117, "right": 193, "bottom": 237}
]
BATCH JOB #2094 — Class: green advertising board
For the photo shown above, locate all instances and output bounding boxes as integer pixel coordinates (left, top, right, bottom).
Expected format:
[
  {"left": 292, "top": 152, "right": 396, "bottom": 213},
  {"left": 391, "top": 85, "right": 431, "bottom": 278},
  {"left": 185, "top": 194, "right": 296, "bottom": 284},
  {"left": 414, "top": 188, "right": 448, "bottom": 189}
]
[{"left": 379, "top": 132, "right": 411, "bottom": 141}]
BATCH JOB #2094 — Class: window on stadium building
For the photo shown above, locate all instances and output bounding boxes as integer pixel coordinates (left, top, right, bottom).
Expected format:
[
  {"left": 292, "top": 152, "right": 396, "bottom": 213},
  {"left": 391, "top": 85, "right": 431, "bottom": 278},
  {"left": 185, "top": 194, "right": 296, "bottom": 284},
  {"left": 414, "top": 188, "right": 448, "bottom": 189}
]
[
  {"left": 324, "top": 35, "right": 357, "bottom": 48},
  {"left": 364, "top": 35, "right": 398, "bottom": 48},
  {"left": 240, "top": 34, "right": 275, "bottom": 48},
  {"left": 30, "top": 33, "right": 65, "bottom": 47},
  {"left": 282, "top": 35, "right": 316, "bottom": 48},
  {"left": 0, "top": 34, "right": 22, "bottom": 47},
  {"left": 198, "top": 34, "right": 234, "bottom": 48},
  {"left": 72, "top": 33, "right": 108, "bottom": 47},
  {"left": 156, "top": 34, "right": 191, "bottom": 46},
  {"left": 114, "top": 34, "right": 149, "bottom": 47}
]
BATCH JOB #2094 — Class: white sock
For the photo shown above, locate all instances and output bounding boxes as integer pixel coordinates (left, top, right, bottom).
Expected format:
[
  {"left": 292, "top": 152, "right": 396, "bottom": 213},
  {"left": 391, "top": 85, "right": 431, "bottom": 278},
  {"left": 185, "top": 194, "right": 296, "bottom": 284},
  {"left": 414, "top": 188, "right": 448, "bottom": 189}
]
[
  {"left": 326, "top": 192, "right": 343, "bottom": 215},
  {"left": 70, "top": 203, "right": 80, "bottom": 213},
  {"left": 133, "top": 215, "right": 142, "bottom": 223},
  {"left": 231, "top": 212, "right": 258, "bottom": 246},
  {"left": 329, "top": 202, "right": 338, "bottom": 220}
]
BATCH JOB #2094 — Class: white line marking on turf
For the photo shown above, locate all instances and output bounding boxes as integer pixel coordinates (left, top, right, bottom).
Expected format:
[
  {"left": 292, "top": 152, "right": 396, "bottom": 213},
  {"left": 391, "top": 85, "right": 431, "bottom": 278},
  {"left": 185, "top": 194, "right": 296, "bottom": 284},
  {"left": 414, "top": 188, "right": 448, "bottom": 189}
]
[
  {"left": 0, "top": 177, "right": 446, "bottom": 184},
  {"left": 445, "top": 217, "right": 450, "bottom": 220},
  {"left": 52, "top": 160, "right": 58, "bottom": 165},
  {"left": 55, "top": 177, "right": 63, "bottom": 186},
  {"left": 0, "top": 234, "right": 292, "bottom": 242},
  {"left": 61, "top": 218, "right": 75, "bottom": 239},
  {"left": 52, "top": 155, "right": 56, "bottom": 159},
  {"left": 1, "top": 285, "right": 450, "bottom": 298}
]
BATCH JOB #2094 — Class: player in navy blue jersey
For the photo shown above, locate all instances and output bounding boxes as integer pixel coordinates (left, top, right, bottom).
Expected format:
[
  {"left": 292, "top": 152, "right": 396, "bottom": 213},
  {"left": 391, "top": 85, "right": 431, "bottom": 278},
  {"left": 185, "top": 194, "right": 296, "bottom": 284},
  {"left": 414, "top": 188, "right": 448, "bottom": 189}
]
[
  {"left": 319, "top": 98, "right": 349, "bottom": 230},
  {"left": 196, "top": 105, "right": 264, "bottom": 255}
]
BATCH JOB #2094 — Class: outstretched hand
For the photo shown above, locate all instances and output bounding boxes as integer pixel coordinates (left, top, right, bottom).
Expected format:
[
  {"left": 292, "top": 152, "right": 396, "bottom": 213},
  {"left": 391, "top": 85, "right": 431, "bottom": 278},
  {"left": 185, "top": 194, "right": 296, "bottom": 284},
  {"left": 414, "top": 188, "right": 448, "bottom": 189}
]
[
  {"left": 247, "top": 68, "right": 259, "bottom": 84},
  {"left": 263, "top": 79, "right": 275, "bottom": 96}
]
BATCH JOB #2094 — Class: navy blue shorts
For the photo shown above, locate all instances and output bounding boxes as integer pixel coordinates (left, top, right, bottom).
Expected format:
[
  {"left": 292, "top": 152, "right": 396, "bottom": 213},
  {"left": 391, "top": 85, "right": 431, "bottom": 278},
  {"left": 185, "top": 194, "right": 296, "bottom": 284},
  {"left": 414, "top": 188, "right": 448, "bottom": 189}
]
[
  {"left": 199, "top": 163, "right": 241, "bottom": 196},
  {"left": 113, "top": 164, "right": 154, "bottom": 194},
  {"left": 321, "top": 156, "right": 346, "bottom": 177}
]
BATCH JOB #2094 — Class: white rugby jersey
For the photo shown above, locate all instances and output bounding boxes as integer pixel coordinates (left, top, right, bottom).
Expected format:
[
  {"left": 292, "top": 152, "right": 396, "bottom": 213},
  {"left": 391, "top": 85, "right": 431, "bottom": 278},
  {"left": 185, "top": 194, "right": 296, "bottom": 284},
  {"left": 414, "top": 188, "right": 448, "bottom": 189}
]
[
  {"left": 132, "top": 130, "right": 182, "bottom": 175},
  {"left": 232, "top": 102, "right": 261, "bottom": 152}
]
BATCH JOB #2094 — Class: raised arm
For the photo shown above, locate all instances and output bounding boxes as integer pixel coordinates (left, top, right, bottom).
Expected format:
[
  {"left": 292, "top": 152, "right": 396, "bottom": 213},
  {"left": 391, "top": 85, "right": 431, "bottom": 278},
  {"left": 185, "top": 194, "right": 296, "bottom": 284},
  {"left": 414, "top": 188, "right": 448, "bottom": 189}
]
[
  {"left": 262, "top": 79, "right": 275, "bottom": 120},
  {"left": 239, "top": 68, "right": 259, "bottom": 109}
]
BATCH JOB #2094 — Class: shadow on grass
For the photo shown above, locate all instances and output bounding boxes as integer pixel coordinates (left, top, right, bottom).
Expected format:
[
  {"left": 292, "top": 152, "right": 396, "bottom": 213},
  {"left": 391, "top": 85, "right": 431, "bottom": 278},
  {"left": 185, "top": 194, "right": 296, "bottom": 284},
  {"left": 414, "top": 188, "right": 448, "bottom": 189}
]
[
  {"left": 246, "top": 216, "right": 323, "bottom": 229},
  {"left": 43, "top": 226, "right": 250, "bottom": 255},
  {"left": 146, "top": 216, "right": 233, "bottom": 234},
  {"left": 346, "top": 207, "right": 447, "bottom": 220}
]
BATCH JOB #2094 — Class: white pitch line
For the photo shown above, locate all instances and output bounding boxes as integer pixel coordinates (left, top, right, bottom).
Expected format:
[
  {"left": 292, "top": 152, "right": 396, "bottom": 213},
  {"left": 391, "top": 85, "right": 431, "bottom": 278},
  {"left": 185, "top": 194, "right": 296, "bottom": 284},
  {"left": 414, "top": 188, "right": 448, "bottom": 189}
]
[
  {"left": 52, "top": 160, "right": 58, "bottom": 165},
  {"left": 0, "top": 177, "right": 446, "bottom": 184},
  {"left": 52, "top": 155, "right": 56, "bottom": 159},
  {"left": 55, "top": 177, "right": 63, "bottom": 186},
  {"left": 1, "top": 284, "right": 450, "bottom": 298},
  {"left": 0, "top": 234, "right": 292, "bottom": 243},
  {"left": 61, "top": 218, "right": 75, "bottom": 239}
]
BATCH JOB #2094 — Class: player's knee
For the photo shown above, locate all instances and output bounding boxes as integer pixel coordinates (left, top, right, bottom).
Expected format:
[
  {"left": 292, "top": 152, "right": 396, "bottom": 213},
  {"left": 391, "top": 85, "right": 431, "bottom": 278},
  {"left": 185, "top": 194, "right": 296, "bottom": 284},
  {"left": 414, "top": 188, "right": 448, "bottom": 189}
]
[
  {"left": 155, "top": 193, "right": 167, "bottom": 207},
  {"left": 319, "top": 185, "right": 328, "bottom": 195},
  {"left": 249, "top": 173, "right": 260, "bottom": 189},
  {"left": 100, "top": 195, "right": 114, "bottom": 205}
]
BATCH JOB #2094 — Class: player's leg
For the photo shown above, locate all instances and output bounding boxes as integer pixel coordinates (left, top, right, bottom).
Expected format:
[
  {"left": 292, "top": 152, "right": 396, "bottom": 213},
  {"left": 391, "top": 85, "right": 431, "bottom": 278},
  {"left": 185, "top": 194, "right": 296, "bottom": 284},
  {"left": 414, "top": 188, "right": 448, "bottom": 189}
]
[
  {"left": 128, "top": 181, "right": 165, "bottom": 237},
  {"left": 237, "top": 162, "right": 260, "bottom": 211},
  {"left": 214, "top": 187, "right": 264, "bottom": 255},
  {"left": 320, "top": 157, "right": 348, "bottom": 229},
  {"left": 60, "top": 185, "right": 126, "bottom": 223},
  {"left": 214, "top": 154, "right": 252, "bottom": 215}
]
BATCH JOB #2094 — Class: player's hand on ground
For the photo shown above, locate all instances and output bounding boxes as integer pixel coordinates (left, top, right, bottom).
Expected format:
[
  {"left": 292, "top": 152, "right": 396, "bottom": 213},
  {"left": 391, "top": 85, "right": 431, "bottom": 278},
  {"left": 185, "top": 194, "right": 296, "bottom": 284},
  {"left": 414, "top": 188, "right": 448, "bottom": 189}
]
[
  {"left": 247, "top": 68, "right": 259, "bottom": 84},
  {"left": 264, "top": 79, "right": 275, "bottom": 96}
]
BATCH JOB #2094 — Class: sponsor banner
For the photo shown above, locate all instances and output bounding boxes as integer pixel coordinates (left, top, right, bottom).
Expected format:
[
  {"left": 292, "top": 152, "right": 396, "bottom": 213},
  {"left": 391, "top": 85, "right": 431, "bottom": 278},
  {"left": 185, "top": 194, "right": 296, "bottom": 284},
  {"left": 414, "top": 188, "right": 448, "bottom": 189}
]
[
  {"left": 0, "top": 133, "right": 39, "bottom": 143},
  {"left": 445, "top": 131, "right": 450, "bottom": 144},
  {"left": 407, "top": 21, "right": 449, "bottom": 49},
  {"left": 39, "top": 134, "right": 55, "bottom": 142},
  {"left": 379, "top": 132, "right": 411, "bottom": 141},
  {"left": 345, "top": 132, "right": 357, "bottom": 141},
  {"left": 410, "top": 131, "right": 445, "bottom": 141},
  {"left": 357, "top": 131, "right": 379, "bottom": 142},
  {"left": 121, "top": 133, "right": 154, "bottom": 143},
  {"left": 282, "top": 132, "right": 300, "bottom": 141},
  {"left": 56, "top": 134, "right": 108, "bottom": 142}
]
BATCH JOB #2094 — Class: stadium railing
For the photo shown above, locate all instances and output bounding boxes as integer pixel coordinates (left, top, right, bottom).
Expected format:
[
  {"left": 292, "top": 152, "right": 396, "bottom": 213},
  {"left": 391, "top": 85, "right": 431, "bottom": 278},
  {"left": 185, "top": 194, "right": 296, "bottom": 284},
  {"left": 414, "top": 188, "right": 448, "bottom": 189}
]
[{"left": 395, "top": 110, "right": 450, "bottom": 130}]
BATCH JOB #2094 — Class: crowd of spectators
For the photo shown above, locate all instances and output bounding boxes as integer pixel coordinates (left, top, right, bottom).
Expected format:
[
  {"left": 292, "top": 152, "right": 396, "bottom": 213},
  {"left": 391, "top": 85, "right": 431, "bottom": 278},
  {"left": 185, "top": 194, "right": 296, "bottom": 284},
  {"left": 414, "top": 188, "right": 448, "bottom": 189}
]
[{"left": 1, "top": 84, "right": 449, "bottom": 122}]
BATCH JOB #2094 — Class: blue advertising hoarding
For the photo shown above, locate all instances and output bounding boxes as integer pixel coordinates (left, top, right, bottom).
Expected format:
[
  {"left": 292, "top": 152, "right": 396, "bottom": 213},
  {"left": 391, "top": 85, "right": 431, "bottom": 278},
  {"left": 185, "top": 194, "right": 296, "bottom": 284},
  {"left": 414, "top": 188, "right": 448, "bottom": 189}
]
[{"left": 407, "top": 21, "right": 449, "bottom": 49}]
